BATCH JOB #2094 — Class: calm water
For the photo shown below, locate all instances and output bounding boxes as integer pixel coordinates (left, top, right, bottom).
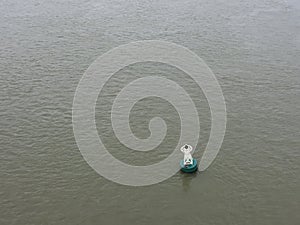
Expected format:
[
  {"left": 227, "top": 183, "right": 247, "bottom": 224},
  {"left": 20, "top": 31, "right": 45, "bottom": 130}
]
[{"left": 1, "top": 0, "right": 300, "bottom": 224}]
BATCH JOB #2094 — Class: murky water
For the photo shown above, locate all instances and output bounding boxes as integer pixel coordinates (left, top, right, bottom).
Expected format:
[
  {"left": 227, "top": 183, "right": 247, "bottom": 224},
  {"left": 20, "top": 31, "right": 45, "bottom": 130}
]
[{"left": 1, "top": 0, "right": 299, "bottom": 224}]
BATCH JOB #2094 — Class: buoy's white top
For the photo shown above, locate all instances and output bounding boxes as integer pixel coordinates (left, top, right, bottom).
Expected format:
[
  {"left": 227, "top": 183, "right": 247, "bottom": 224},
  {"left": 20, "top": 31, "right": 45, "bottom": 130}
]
[{"left": 180, "top": 144, "right": 193, "bottom": 166}]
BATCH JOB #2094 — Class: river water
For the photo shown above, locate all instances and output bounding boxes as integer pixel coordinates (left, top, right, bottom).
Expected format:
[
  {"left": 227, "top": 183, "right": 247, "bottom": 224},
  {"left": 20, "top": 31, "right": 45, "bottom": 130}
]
[{"left": 1, "top": 0, "right": 299, "bottom": 224}]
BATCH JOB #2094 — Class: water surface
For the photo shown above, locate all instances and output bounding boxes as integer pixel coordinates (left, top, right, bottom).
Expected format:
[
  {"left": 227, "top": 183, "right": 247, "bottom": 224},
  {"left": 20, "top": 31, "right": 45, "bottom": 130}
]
[{"left": 1, "top": 0, "right": 299, "bottom": 224}]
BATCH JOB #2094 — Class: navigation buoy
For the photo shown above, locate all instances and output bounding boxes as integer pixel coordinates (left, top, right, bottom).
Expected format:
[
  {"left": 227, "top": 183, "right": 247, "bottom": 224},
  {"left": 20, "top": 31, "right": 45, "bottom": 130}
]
[{"left": 180, "top": 144, "right": 198, "bottom": 173}]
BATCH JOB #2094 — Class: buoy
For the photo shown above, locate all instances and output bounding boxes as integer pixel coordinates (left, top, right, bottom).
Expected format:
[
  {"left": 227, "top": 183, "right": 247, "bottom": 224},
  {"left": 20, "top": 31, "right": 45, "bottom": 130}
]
[{"left": 180, "top": 144, "right": 198, "bottom": 173}]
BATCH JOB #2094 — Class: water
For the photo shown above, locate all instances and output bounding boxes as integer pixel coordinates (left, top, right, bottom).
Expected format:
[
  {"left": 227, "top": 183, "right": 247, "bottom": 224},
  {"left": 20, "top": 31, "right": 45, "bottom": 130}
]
[{"left": 1, "top": 0, "right": 299, "bottom": 224}]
